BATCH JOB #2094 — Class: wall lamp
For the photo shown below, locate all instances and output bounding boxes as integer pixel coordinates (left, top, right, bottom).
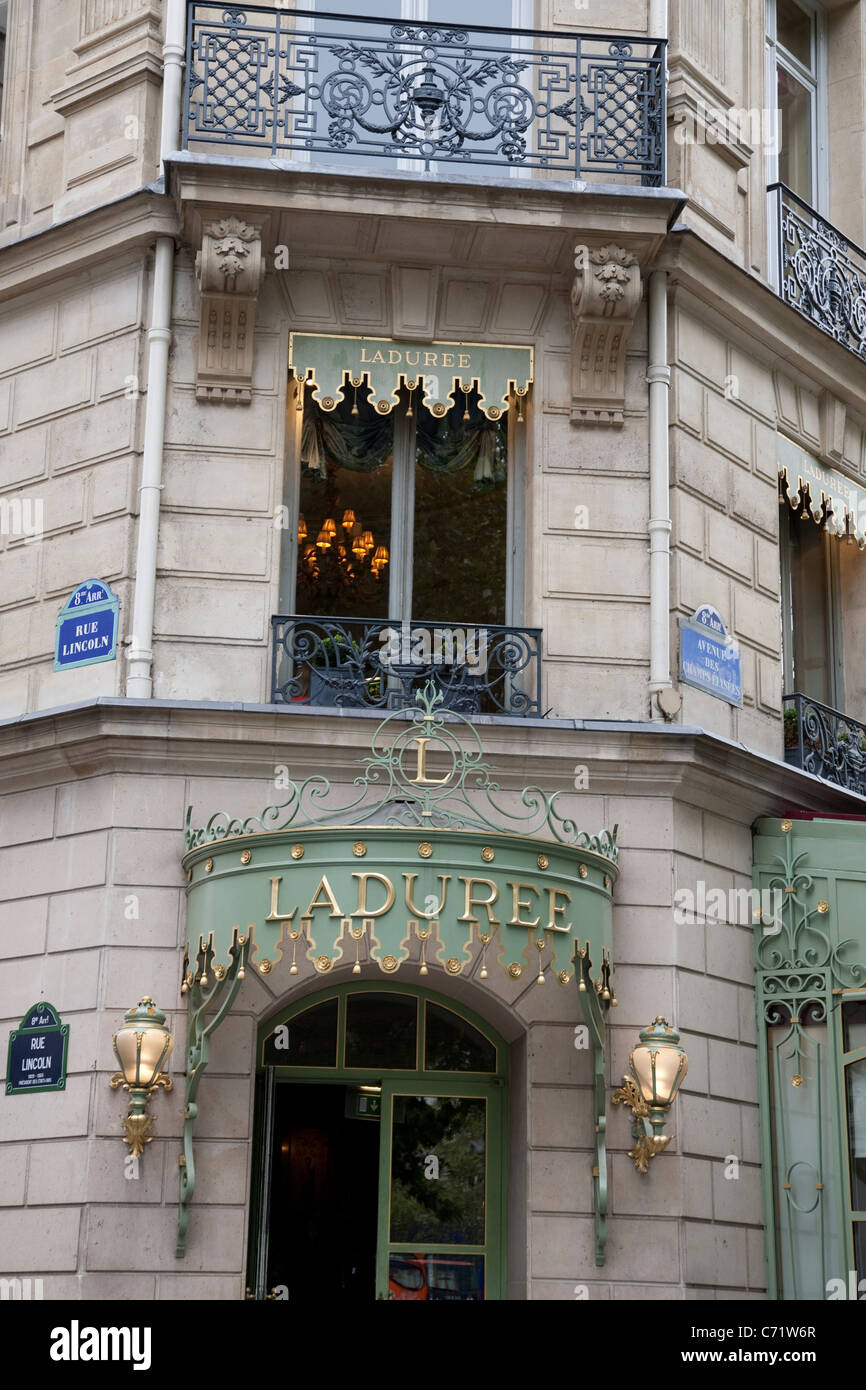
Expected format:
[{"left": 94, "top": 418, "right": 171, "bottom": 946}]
[
  {"left": 109, "top": 996, "right": 174, "bottom": 1159},
  {"left": 612, "top": 1017, "right": 688, "bottom": 1173}
]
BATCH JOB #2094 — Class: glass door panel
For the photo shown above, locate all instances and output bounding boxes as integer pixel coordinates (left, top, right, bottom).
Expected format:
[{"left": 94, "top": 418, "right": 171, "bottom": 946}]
[
  {"left": 376, "top": 1079, "right": 503, "bottom": 1300},
  {"left": 777, "top": 62, "right": 814, "bottom": 203}
]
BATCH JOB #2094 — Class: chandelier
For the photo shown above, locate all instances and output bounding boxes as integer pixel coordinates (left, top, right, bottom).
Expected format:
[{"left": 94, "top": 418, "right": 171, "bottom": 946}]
[{"left": 298, "top": 507, "right": 389, "bottom": 586}]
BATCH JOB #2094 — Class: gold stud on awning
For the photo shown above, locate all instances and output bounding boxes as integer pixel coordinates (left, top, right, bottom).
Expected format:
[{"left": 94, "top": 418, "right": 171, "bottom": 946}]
[{"left": 289, "top": 333, "right": 533, "bottom": 422}]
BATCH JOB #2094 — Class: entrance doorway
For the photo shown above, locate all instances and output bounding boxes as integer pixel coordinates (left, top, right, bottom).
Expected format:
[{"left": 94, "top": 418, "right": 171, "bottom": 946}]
[{"left": 248, "top": 984, "right": 507, "bottom": 1301}]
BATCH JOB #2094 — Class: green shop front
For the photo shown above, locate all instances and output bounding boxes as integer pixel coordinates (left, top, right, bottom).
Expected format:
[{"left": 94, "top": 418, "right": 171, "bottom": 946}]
[
  {"left": 175, "top": 689, "right": 618, "bottom": 1301},
  {"left": 753, "top": 815, "right": 866, "bottom": 1299}
]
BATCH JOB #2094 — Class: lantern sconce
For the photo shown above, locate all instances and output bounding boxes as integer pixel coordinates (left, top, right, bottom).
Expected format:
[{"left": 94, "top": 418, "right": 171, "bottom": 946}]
[
  {"left": 109, "top": 996, "right": 175, "bottom": 1160},
  {"left": 611, "top": 1017, "right": 688, "bottom": 1174}
]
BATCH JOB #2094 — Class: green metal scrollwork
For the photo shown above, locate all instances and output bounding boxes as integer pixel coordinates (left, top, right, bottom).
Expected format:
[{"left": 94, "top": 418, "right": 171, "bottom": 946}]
[
  {"left": 185, "top": 683, "right": 619, "bottom": 862},
  {"left": 575, "top": 942, "right": 614, "bottom": 1266},
  {"left": 176, "top": 929, "right": 248, "bottom": 1258}
]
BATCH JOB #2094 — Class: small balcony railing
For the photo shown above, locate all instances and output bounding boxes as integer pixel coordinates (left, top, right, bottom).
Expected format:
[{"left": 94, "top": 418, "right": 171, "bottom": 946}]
[
  {"left": 783, "top": 693, "right": 866, "bottom": 797},
  {"left": 271, "top": 616, "right": 542, "bottom": 718},
  {"left": 184, "top": 5, "right": 666, "bottom": 185},
  {"left": 771, "top": 184, "right": 866, "bottom": 362}
]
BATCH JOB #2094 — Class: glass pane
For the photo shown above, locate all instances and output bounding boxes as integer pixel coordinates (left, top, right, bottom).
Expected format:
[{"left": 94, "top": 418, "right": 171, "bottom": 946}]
[
  {"left": 425, "top": 1002, "right": 496, "bottom": 1072},
  {"left": 390, "top": 1094, "right": 486, "bottom": 1244},
  {"left": 855, "top": 1222, "right": 865, "bottom": 1282},
  {"left": 777, "top": 63, "right": 813, "bottom": 203},
  {"left": 846, "top": 1058, "right": 866, "bottom": 1211},
  {"left": 296, "top": 386, "right": 393, "bottom": 620},
  {"left": 777, "top": 0, "right": 813, "bottom": 69},
  {"left": 262, "top": 998, "right": 338, "bottom": 1067},
  {"left": 413, "top": 392, "right": 507, "bottom": 623},
  {"left": 787, "top": 510, "right": 833, "bottom": 703},
  {"left": 345, "top": 993, "right": 417, "bottom": 1069},
  {"left": 388, "top": 1252, "right": 485, "bottom": 1301},
  {"left": 844, "top": 1001, "right": 866, "bottom": 1055}
]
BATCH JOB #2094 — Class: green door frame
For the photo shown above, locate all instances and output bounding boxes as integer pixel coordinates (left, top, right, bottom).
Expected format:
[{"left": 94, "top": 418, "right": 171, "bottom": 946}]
[{"left": 248, "top": 981, "right": 509, "bottom": 1302}]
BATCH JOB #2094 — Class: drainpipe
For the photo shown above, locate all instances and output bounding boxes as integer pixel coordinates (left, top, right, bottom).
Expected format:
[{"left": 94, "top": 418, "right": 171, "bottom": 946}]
[
  {"left": 647, "top": 270, "right": 674, "bottom": 721},
  {"left": 126, "top": 0, "right": 185, "bottom": 698},
  {"left": 646, "top": 0, "right": 675, "bottom": 721}
]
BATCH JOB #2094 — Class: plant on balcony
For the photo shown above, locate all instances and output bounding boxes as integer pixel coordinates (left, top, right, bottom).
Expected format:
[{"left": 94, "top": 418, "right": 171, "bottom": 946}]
[{"left": 783, "top": 707, "right": 799, "bottom": 749}]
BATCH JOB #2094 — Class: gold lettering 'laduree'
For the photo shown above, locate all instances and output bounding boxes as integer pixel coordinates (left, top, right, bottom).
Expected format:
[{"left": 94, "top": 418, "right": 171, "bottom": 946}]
[
  {"left": 264, "top": 872, "right": 575, "bottom": 931},
  {"left": 359, "top": 347, "right": 472, "bottom": 369}
]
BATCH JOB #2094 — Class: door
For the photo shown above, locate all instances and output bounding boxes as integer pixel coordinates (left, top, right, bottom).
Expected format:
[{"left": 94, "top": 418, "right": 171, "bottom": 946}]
[
  {"left": 249, "top": 985, "right": 508, "bottom": 1301},
  {"left": 376, "top": 1079, "right": 504, "bottom": 1301}
]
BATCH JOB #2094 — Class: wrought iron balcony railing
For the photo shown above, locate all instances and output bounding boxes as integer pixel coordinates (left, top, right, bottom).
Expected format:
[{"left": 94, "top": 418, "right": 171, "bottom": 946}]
[
  {"left": 272, "top": 616, "right": 542, "bottom": 718},
  {"left": 771, "top": 184, "right": 866, "bottom": 361},
  {"left": 184, "top": 5, "right": 666, "bottom": 184},
  {"left": 783, "top": 692, "right": 866, "bottom": 797}
]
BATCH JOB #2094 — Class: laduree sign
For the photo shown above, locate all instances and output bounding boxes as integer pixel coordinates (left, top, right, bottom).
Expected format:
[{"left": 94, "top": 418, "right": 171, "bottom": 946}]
[
  {"left": 679, "top": 603, "right": 743, "bottom": 707},
  {"left": 6, "top": 1002, "right": 69, "bottom": 1095},
  {"left": 182, "top": 686, "right": 617, "bottom": 987},
  {"left": 289, "top": 332, "right": 533, "bottom": 421},
  {"left": 54, "top": 579, "right": 119, "bottom": 671}
]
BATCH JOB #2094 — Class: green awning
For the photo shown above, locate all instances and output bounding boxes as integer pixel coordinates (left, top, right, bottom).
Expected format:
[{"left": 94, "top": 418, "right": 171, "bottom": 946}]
[
  {"left": 289, "top": 333, "right": 533, "bottom": 421},
  {"left": 778, "top": 434, "right": 866, "bottom": 547}
]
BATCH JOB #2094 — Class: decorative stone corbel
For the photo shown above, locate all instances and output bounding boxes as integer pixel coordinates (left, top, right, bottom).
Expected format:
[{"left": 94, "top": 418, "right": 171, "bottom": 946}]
[
  {"left": 571, "top": 244, "right": 642, "bottom": 425},
  {"left": 195, "top": 217, "right": 265, "bottom": 403}
]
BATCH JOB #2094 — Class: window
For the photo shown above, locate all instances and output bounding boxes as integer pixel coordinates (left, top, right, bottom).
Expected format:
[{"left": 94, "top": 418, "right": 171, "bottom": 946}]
[
  {"left": 780, "top": 505, "right": 843, "bottom": 708},
  {"left": 766, "top": 0, "right": 827, "bottom": 209},
  {"left": 289, "top": 382, "right": 511, "bottom": 627}
]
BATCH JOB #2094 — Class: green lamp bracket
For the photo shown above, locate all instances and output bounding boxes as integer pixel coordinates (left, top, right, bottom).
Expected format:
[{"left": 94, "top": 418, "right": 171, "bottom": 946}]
[
  {"left": 176, "top": 928, "right": 248, "bottom": 1258},
  {"left": 575, "top": 941, "right": 614, "bottom": 1266}
]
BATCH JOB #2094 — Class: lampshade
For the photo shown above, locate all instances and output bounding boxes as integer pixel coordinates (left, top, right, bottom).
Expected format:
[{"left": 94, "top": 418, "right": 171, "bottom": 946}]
[
  {"left": 322, "top": 517, "right": 337, "bottom": 538},
  {"left": 297, "top": 513, "right": 307, "bottom": 543},
  {"left": 112, "top": 997, "right": 174, "bottom": 1090},
  {"left": 342, "top": 509, "right": 356, "bottom": 529},
  {"left": 316, "top": 529, "right": 331, "bottom": 549},
  {"left": 629, "top": 1017, "right": 688, "bottom": 1110},
  {"left": 360, "top": 530, "right": 374, "bottom": 552}
]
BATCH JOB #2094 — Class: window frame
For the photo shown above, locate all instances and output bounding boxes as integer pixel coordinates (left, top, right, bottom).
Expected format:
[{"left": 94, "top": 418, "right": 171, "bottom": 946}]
[
  {"left": 766, "top": 0, "right": 828, "bottom": 213},
  {"left": 279, "top": 364, "right": 525, "bottom": 630},
  {"left": 779, "top": 502, "right": 845, "bottom": 709}
]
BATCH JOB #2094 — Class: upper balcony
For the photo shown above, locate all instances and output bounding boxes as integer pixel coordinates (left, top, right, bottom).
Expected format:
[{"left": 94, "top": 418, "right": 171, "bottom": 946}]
[
  {"left": 182, "top": 5, "right": 667, "bottom": 187},
  {"left": 770, "top": 184, "right": 866, "bottom": 365}
]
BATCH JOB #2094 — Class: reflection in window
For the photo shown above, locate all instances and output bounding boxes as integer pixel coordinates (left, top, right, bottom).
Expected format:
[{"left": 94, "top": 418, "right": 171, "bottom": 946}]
[
  {"left": 390, "top": 1095, "right": 486, "bottom": 1244},
  {"left": 425, "top": 1002, "right": 496, "bottom": 1072},
  {"left": 262, "top": 997, "right": 338, "bottom": 1067},
  {"left": 345, "top": 992, "right": 417, "bottom": 1070},
  {"left": 388, "top": 1251, "right": 484, "bottom": 1301}
]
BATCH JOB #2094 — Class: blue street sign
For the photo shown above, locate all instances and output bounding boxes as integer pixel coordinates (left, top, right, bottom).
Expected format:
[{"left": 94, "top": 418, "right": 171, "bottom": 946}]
[
  {"left": 54, "top": 579, "right": 119, "bottom": 671},
  {"left": 679, "top": 604, "right": 743, "bottom": 708},
  {"left": 6, "top": 1002, "right": 69, "bottom": 1095}
]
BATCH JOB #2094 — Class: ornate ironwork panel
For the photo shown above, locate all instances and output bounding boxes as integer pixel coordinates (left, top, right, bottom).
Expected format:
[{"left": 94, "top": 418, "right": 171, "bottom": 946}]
[
  {"left": 783, "top": 692, "right": 866, "bottom": 797},
  {"left": 271, "top": 615, "right": 542, "bottom": 718},
  {"left": 185, "top": 5, "right": 666, "bottom": 184},
  {"left": 773, "top": 184, "right": 866, "bottom": 361}
]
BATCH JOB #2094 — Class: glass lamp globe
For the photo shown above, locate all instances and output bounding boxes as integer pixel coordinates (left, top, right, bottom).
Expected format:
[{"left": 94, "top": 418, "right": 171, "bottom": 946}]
[
  {"left": 629, "top": 1017, "right": 688, "bottom": 1131},
  {"left": 113, "top": 996, "right": 174, "bottom": 1091}
]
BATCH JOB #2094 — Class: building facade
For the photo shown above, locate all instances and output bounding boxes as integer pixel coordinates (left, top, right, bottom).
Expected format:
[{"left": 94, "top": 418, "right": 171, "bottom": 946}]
[{"left": 0, "top": 0, "right": 865, "bottom": 1301}]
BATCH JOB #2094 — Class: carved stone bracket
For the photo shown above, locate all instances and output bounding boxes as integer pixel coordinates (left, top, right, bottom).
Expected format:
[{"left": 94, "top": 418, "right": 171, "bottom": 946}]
[
  {"left": 571, "top": 244, "right": 642, "bottom": 426},
  {"left": 195, "top": 217, "right": 265, "bottom": 404}
]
